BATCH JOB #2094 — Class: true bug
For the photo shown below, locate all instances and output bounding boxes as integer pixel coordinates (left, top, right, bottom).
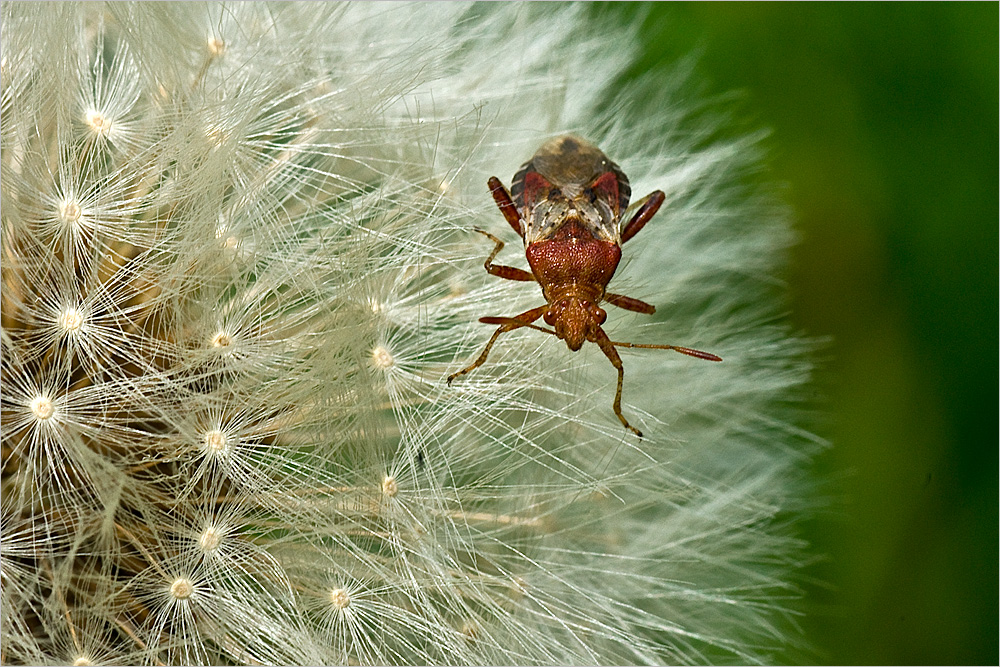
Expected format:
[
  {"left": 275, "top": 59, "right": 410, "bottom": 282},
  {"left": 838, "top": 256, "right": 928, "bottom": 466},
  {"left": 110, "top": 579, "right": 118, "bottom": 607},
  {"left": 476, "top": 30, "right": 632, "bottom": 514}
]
[{"left": 447, "top": 135, "right": 721, "bottom": 437}]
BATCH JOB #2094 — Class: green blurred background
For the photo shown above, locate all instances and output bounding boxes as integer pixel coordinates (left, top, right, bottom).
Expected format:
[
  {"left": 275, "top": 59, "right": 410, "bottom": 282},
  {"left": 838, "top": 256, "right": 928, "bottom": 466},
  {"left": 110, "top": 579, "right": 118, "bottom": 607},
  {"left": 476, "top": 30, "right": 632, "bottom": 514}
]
[{"left": 597, "top": 3, "right": 997, "bottom": 664}]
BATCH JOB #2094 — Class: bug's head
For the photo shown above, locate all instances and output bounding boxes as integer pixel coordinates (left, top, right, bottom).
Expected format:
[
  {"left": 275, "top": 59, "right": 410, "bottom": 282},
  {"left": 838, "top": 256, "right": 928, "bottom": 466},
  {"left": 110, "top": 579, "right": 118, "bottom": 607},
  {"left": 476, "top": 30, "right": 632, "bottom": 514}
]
[{"left": 544, "top": 297, "right": 607, "bottom": 351}]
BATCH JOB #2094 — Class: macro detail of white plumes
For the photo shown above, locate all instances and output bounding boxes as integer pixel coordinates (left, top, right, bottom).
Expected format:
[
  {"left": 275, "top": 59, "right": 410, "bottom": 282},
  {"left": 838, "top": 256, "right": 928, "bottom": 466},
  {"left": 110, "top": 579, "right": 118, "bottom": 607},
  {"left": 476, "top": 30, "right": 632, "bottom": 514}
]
[{"left": 1, "top": 3, "right": 817, "bottom": 665}]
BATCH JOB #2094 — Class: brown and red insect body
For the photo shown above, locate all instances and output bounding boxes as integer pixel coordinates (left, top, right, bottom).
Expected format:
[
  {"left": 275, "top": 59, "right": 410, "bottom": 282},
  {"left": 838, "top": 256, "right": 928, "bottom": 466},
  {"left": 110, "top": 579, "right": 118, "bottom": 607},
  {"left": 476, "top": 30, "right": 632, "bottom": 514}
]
[{"left": 447, "top": 135, "right": 721, "bottom": 437}]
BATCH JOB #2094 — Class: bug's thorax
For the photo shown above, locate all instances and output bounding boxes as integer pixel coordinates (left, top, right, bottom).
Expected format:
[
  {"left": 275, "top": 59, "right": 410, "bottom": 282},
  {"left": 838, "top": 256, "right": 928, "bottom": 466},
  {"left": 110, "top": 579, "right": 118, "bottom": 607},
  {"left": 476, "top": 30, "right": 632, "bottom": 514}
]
[{"left": 522, "top": 217, "right": 619, "bottom": 351}]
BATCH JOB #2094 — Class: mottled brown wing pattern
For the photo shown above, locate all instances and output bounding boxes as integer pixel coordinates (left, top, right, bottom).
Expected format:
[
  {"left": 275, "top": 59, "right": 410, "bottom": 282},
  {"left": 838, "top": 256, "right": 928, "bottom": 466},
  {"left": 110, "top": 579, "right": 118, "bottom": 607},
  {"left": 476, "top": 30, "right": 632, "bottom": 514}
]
[{"left": 510, "top": 136, "right": 631, "bottom": 244}]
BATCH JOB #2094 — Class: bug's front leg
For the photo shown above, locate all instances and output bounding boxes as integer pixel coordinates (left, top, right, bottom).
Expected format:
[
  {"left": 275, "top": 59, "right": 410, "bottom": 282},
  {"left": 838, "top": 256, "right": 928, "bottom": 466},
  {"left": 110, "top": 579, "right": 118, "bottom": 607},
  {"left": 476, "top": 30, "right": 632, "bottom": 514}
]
[
  {"left": 592, "top": 327, "right": 643, "bottom": 437},
  {"left": 447, "top": 304, "right": 548, "bottom": 385},
  {"left": 474, "top": 230, "right": 535, "bottom": 282}
]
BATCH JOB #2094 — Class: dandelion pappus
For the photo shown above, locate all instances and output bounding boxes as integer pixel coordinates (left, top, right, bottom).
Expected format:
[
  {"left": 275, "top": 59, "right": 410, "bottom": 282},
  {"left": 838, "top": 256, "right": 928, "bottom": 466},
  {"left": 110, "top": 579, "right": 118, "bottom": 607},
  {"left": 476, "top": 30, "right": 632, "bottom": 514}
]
[{"left": 447, "top": 135, "right": 721, "bottom": 437}]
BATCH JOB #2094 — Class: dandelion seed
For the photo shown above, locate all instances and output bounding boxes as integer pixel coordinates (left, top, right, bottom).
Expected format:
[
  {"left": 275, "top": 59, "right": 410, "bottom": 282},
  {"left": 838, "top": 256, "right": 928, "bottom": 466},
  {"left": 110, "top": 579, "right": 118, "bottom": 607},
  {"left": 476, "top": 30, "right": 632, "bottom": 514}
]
[
  {"left": 205, "top": 123, "right": 228, "bottom": 149},
  {"left": 29, "top": 395, "right": 55, "bottom": 421},
  {"left": 461, "top": 621, "right": 479, "bottom": 641},
  {"left": 169, "top": 577, "right": 195, "bottom": 601},
  {"left": 215, "top": 223, "right": 240, "bottom": 250},
  {"left": 57, "top": 306, "right": 84, "bottom": 333},
  {"left": 329, "top": 588, "right": 351, "bottom": 610},
  {"left": 58, "top": 199, "right": 83, "bottom": 228},
  {"left": 84, "top": 109, "right": 111, "bottom": 138},
  {"left": 381, "top": 475, "right": 398, "bottom": 497},
  {"left": 203, "top": 429, "right": 229, "bottom": 454},
  {"left": 371, "top": 345, "right": 394, "bottom": 370},
  {"left": 211, "top": 331, "right": 234, "bottom": 349},
  {"left": 198, "top": 525, "right": 222, "bottom": 554},
  {"left": 207, "top": 36, "right": 225, "bottom": 56}
]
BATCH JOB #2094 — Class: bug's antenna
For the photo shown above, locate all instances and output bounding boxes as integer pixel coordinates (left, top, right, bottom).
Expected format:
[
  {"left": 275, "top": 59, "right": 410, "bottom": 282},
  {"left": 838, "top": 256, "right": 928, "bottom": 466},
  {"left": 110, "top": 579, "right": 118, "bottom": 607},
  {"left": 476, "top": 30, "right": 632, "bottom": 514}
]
[
  {"left": 479, "top": 317, "right": 557, "bottom": 337},
  {"left": 608, "top": 340, "right": 722, "bottom": 362}
]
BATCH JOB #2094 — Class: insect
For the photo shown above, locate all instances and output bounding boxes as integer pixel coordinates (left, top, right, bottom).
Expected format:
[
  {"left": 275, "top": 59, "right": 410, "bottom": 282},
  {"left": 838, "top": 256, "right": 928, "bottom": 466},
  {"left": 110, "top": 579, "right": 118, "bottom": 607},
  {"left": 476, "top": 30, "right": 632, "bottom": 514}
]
[{"left": 447, "top": 135, "right": 721, "bottom": 437}]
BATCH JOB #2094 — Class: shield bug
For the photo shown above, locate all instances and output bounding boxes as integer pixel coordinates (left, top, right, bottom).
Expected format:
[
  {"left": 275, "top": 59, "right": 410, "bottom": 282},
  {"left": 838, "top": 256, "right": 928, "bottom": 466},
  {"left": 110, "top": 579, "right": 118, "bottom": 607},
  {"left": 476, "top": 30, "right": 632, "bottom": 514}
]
[{"left": 447, "top": 135, "right": 721, "bottom": 437}]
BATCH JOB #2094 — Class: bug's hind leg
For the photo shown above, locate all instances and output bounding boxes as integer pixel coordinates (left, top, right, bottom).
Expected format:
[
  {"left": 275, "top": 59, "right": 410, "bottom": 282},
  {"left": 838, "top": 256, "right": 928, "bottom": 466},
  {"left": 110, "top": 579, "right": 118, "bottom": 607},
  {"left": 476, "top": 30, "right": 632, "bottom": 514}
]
[
  {"left": 447, "top": 304, "right": 548, "bottom": 384},
  {"left": 488, "top": 176, "right": 524, "bottom": 238},
  {"left": 620, "top": 190, "right": 665, "bottom": 244}
]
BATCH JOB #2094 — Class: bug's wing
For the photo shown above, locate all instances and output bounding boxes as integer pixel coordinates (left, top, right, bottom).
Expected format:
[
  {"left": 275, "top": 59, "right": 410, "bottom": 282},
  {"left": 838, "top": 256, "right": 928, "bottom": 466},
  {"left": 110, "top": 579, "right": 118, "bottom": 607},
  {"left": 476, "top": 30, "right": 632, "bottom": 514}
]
[
  {"left": 510, "top": 137, "right": 632, "bottom": 244},
  {"left": 510, "top": 160, "right": 547, "bottom": 210},
  {"left": 596, "top": 161, "right": 631, "bottom": 220},
  {"left": 511, "top": 164, "right": 569, "bottom": 243},
  {"left": 574, "top": 170, "right": 629, "bottom": 243}
]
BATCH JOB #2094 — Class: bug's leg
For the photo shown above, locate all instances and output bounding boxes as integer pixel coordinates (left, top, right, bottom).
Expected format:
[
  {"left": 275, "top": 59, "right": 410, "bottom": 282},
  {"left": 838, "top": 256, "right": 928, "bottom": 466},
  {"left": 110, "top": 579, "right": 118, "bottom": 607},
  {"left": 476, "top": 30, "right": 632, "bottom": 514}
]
[
  {"left": 475, "top": 229, "right": 535, "bottom": 282},
  {"left": 604, "top": 292, "right": 655, "bottom": 314},
  {"left": 447, "top": 304, "right": 548, "bottom": 384},
  {"left": 620, "top": 190, "right": 665, "bottom": 244},
  {"left": 488, "top": 176, "right": 524, "bottom": 238},
  {"left": 592, "top": 327, "right": 643, "bottom": 437}
]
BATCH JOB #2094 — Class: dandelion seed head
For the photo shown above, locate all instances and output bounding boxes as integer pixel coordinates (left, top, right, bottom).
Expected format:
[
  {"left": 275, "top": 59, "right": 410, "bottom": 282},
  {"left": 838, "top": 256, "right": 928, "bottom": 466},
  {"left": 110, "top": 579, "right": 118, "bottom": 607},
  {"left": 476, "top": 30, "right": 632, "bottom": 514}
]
[
  {"left": 2, "top": 3, "right": 814, "bottom": 664},
  {"left": 72, "top": 656, "right": 93, "bottom": 666}
]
